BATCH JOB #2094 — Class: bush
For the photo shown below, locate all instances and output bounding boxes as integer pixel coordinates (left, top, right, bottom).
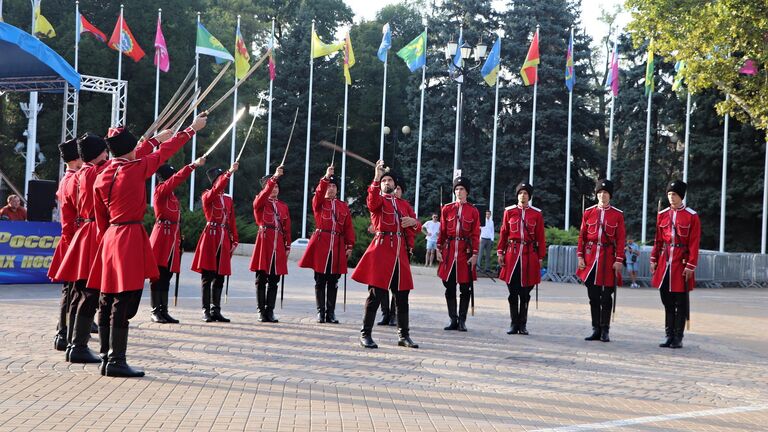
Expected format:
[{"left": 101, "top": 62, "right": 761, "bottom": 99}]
[{"left": 545, "top": 226, "right": 579, "bottom": 246}]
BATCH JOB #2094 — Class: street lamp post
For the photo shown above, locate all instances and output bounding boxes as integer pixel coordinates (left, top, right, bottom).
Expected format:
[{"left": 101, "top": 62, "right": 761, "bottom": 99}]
[{"left": 383, "top": 125, "right": 411, "bottom": 173}]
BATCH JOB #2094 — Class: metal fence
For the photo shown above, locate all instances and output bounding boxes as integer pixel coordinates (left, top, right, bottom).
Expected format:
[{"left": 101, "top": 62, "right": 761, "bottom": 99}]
[{"left": 544, "top": 245, "right": 768, "bottom": 288}]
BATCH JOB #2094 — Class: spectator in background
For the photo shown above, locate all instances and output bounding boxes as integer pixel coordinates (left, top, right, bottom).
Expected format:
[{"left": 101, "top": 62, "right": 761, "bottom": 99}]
[
  {"left": 478, "top": 210, "right": 495, "bottom": 272},
  {"left": 0, "top": 195, "right": 27, "bottom": 221},
  {"left": 422, "top": 213, "right": 440, "bottom": 267},
  {"left": 625, "top": 237, "right": 640, "bottom": 288}
]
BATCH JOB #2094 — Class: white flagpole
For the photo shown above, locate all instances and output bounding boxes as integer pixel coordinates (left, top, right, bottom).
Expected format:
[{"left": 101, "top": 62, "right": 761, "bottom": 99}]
[
  {"left": 341, "top": 78, "right": 349, "bottom": 201},
  {"left": 719, "top": 94, "right": 729, "bottom": 253},
  {"left": 116, "top": 4, "right": 123, "bottom": 95},
  {"left": 414, "top": 25, "right": 428, "bottom": 217},
  {"left": 489, "top": 32, "right": 500, "bottom": 218},
  {"left": 379, "top": 36, "right": 388, "bottom": 160},
  {"left": 683, "top": 91, "right": 691, "bottom": 183},
  {"left": 190, "top": 12, "right": 200, "bottom": 211},
  {"left": 641, "top": 90, "right": 652, "bottom": 244},
  {"left": 150, "top": 8, "right": 161, "bottom": 207},
  {"left": 528, "top": 25, "right": 539, "bottom": 186},
  {"left": 762, "top": 132, "right": 768, "bottom": 254},
  {"left": 229, "top": 15, "right": 240, "bottom": 196},
  {"left": 74, "top": 1, "right": 79, "bottom": 71},
  {"left": 302, "top": 20, "right": 316, "bottom": 239},
  {"left": 564, "top": 30, "right": 574, "bottom": 229},
  {"left": 453, "top": 24, "right": 463, "bottom": 178},
  {"left": 265, "top": 18, "right": 274, "bottom": 175}
]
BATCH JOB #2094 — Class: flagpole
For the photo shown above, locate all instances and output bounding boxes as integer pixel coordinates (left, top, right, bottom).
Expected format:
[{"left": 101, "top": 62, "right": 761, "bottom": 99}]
[
  {"left": 150, "top": 8, "right": 161, "bottom": 207},
  {"left": 116, "top": 4, "right": 123, "bottom": 97},
  {"left": 762, "top": 132, "right": 768, "bottom": 254},
  {"left": 683, "top": 91, "right": 691, "bottom": 183},
  {"left": 341, "top": 78, "right": 349, "bottom": 201},
  {"left": 379, "top": 44, "right": 387, "bottom": 160},
  {"left": 190, "top": 12, "right": 200, "bottom": 211},
  {"left": 564, "top": 31, "right": 574, "bottom": 229},
  {"left": 74, "top": 1, "right": 79, "bottom": 71},
  {"left": 414, "top": 24, "right": 428, "bottom": 217},
  {"left": 720, "top": 94, "right": 729, "bottom": 253},
  {"left": 606, "top": 95, "right": 615, "bottom": 179},
  {"left": 641, "top": 91, "right": 652, "bottom": 245},
  {"left": 528, "top": 25, "right": 539, "bottom": 186},
  {"left": 453, "top": 24, "right": 463, "bottom": 179},
  {"left": 265, "top": 18, "right": 274, "bottom": 175},
  {"left": 489, "top": 31, "right": 500, "bottom": 218},
  {"left": 302, "top": 20, "right": 316, "bottom": 240},
  {"left": 229, "top": 15, "right": 240, "bottom": 196}
]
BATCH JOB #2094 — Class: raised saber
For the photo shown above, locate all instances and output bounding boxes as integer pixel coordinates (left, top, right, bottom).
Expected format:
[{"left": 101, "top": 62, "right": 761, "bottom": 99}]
[
  {"left": 143, "top": 64, "right": 197, "bottom": 137},
  {"left": 148, "top": 83, "right": 198, "bottom": 136},
  {"left": 279, "top": 107, "right": 300, "bottom": 167},
  {"left": 235, "top": 98, "right": 264, "bottom": 163},
  {"left": 160, "top": 87, "right": 201, "bottom": 135},
  {"left": 318, "top": 140, "right": 390, "bottom": 172},
  {"left": 206, "top": 49, "right": 272, "bottom": 114},
  {"left": 330, "top": 113, "right": 341, "bottom": 166},
  {"left": 166, "top": 62, "right": 232, "bottom": 131},
  {"left": 201, "top": 107, "right": 246, "bottom": 158}
]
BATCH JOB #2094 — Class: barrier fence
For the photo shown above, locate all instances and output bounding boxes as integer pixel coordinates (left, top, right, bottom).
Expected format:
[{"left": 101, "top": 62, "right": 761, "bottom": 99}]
[{"left": 544, "top": 245, "right": 768, "bottom": 288}]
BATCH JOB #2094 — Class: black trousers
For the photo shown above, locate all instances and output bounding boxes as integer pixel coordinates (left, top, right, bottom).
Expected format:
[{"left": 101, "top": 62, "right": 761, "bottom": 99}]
[
  {"left": 659, "top": 271, "right": 687, "bottom": 334},
  {"left": 56, "top": 281, "right": 72, "bottom": 336},
  {"left": 507, "top": 264, "right": 533, "bottom": 323},
  {"left": 98, "top": 290, "right": 143, "bottom": 329},
  {"left": 150, "top": 256, "right": 174, "bottom": 293},
  {"left": 362, "top": 265, "right": 411, "bottom": 335},
  {"left": 256, "top": 259, "right": 280, "bottom": 312},
  {"left": 585, "top": 268, "right": 614, "bottom": 327},
  {"left": 314, "top": 270, "right": 341, "bottom": 314},
  {"left": 72, "top": 280, "right": 100, "bottom": 326},
  {"left": 442, "top": 264, "right": 471, "bottom": 320},
  {"left": 201, "top": 270, "right": 225, "bottom": 308}
]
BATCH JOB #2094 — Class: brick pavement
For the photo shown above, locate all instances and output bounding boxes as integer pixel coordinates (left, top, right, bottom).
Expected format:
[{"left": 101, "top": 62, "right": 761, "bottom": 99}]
[{"left": 0, "top": 255, "right": 766, "bottom": 431}]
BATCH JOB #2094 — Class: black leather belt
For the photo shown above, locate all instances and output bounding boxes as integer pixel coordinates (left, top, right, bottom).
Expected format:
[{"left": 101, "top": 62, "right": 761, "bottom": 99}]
[
  {"left": 315, "top": 229, "right": 342, "bottom": 235},
  {"left": 376, "top": 231, "right": 403, "bottom": 237},
  {"left": 664, "top": 243, "right": 687, "bottom": 248},
  {"left": 156, "top": 219, "right": 178, "bottom": 225},
  {"left": 586, "top": 241, "right": 614, "bottom": 248},
  {"left": 447, "top": 236, "right": 471, "bottom": 242},
  {"left": 207, "top": 221, "right": 230, "bottom": 230},
  {"left": 111, "top": 221, "right": 142, "bottom": 226},
  {"left": 77, "top": 217, "right": 95, "bottom": 223}
]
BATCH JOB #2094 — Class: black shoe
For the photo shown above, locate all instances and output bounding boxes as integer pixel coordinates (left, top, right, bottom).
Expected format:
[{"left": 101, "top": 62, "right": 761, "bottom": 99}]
[
  {"left": 54, "top": 334, "right": 67, "bottom": 351},
  {"left": 360, "top": 334, "right": 378, "bottom": 349},
  {"left": 326, "top": 313, "right": 339, "bottom": 324},
  {"left": 257, "top": 311, "right": 267, "bottom": 322},
  {"left": 201, "top": 309, "right": 213, "bottom": 322},
  {"left": 457, "top": 320, "right": 468, "bottom": 332},
  {"left": 388, "top": 315, "right": 397, "bottom": 326},
  {"left": 159, "top": 292, "right": 179, "bottom": 323},
  {"left": 98, "top": 326, "right": 109, "bottom": 376},
  {"left": 105, "top": 360, "right": 145, "bottom": 378},
  {"left": 600, "top": 326, "right": 610, "bottom": 342},
  {"left": 90, "top": 322, "right": 98, "bottom": 334},
  {"left": 150, "top": 310, "right": 168, "bottom": 323},
  {"left": 518, "top": 326, "right": 529, "bottom": 335},
  {"left": 585, "top": 327, "right": 601, "bottom": 341},
  {"left": 266, "top": 310, "right": 279, "bottom": 323},
  {"left": 507, "top": 323, "right": 519, "bottom": 335},
  {"left": 69, "top": 346, "right": 101, "bottom": 363},
  {"left": 659, "top": 328, "right": 673, "bottom": 348},
  {"left": 317, "top": 312, "right": 326, "bottom": 323},
  {"left": 397, "top": 335, "right": 419, "bottom": 349},
  {"left": 669, "top": 338, "right": 683, "bottom": 349},
  {"left": 210, "top": 310, "right": 231, "bottom": 323},
  {"left": 105, "top": 327, "right": 144, "bottom": 377},
  {"left": 443, "top": 319, "right": 459, "bottom": 331},
  {"left": 162, "top": 310, "right": 180, "bottom": 324},
  {"left": 377, "top": 315, "right": 390, "bottom": 326}
]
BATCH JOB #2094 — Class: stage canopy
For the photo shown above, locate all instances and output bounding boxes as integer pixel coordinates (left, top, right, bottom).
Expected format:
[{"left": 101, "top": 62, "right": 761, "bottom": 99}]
[{"left": 0, "top": 21, "right": 80, "bottom": 93}]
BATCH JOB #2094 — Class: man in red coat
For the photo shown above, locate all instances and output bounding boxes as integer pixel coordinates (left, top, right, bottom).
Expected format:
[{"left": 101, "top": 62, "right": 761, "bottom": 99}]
[
  {"left": 249, "top": 166, "right": 291, "bottom": 323},
  {"left": 497, "top": 182, "right": 546, "bottom": 335},
  {"left": 650, "top": 180, "right": 700, "bottom": 349},
  {"left": 191, "top": 162, "right": 239, "bottom": 323},
  {"left": 436, "top": 176, "right": 480, "bottom": 332},
  {"left": 576, "top": 179, "right": 626, "bottom": 342},
  {"left": 89, "top": 115, "right": 206, "bottom": 377},
  {"left": 0, "top": 195, "right": 27, "bottom": 221},
  {"left": 49, "top": 138, "right": 82, "bottom": 351},
  {"left": 149, "top": 157, "right": 206, "bottom": 323},
  {"left": 299, "top": 166, "right": 354, "bottom": 324},
  {"left": 352, "top": 161, "right": 421, "bottom": 349}
]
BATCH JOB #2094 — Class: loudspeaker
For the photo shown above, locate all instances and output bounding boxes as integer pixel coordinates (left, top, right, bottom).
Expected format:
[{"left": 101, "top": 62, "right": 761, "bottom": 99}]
[{"left": 27, "top": 180, "right": 57, "bottom": 222}]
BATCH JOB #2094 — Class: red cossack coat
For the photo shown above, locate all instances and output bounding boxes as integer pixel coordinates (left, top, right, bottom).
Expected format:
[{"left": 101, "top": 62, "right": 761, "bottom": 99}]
[
  {"left": 576, "top": 204, "right": 626, "bottom": 287},
  {"left": 150, "top": 164, "right": 196, "bottom": 274},
  {"left": 497, "top": 204, "right": 547, "bottom": 286},
  {"left": 249, "top": 177, "right": 291, "bottom": 275},
  {"left": 650, "top": 205, "right": 701, "bottom": 293},
  {"left": 351, "top": 182, "right": 420, "bottom": 291},
  {"left": 48, "top": 168, "right": 79, "bottom": 281},
  {"left": 437, "top": 201, "right": 481, "bottom": 284},
  {"left": 298, "top": 177, "right": 355, "bottom": 275},
  {"left": 191, "top": 171, "right": 239, "bottom": 276},
  {"left": 87, "top": 130, "right": 194, "bottom": 293}
]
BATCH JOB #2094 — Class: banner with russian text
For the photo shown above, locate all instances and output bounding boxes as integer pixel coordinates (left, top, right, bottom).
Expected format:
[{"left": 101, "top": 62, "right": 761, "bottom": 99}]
[{"left": 0, "top": 221, "right": 59, "bottom": 284}]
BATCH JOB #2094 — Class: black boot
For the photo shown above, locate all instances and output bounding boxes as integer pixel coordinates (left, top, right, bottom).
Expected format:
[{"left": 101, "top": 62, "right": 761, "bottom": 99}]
[
  {"left": 105, "top": 327, "right": 144, "bottom": 378},
  {"left": 325, "top": 282, "right": 339, "bottom": 324},
  {"left": 659, "top": 307, "right": 674, "bottom": 348},
  {"left": 54, "top": 329, "right": 67, "bottom": 351},
  {"left": 98, "top": 326, "right": 110, "bottom": 376},
  {"left": 64, "top": 306, "right": 77, "bottom": 360},
  {"left": 256, "top": 280, "right": 267, "bottom": 322},
  {"left": 90, "top": 321, "right": 98, "bottom": 333},
  {"left": 508, "top": 296, "right": 520, "bottom": 335},
  {"left": 457, "top": 289, "right": 470, "bottom": 332},
  {"left": 377, "top": 291, "right": 391, "bottom": 325},
  {"left": 150, "top": 290, "right": 168, "bottom": 323},
  {"left": 518, "top": 301, "right": 530, "bottom": 335},
  {"left": 315, "top": 285, "right": 326, "bottom": 323},
  {"left": 265, "top": 284, "right": 279, "bottom": 322},
  {"left": 201, "top": 279, "right": 213, "bottom": 322},
  {"left": 360, "top": 329, "right": 378, "bottom": 348},
  {"left": 584, "top": 327, "right": 601, "bottom": 341},
  {"left": 160, "top": 291, "right": 179, "bottom": 323},
  {"left": 600, "top": 326, "right": 610, "bottom": 342},
  {"left": 210, "top": 285, "right": 230, "bottom": 323},
  {"left": 397, "top": 308, "right": 418, "bottom": 348},
  {"left": 69, "top": 312, "right": 101, "bottom": 363},
  {"left": 55, "top": 282, "right": 69, "bottom": 351},
  {"left": 444, "top": 290, "right": 459, "bottom": 330},
  {"left": 670, "top": 310, "right": 685, "bottom": 349}
]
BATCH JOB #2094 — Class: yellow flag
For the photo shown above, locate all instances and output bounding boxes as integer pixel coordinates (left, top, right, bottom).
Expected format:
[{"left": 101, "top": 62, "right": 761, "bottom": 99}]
[
  {"left": 312, "top": 30, "right": 342, "bottom": 58},
  {"left": 343, "top": 32, "right": 355, "bottom": 85},
  {"left": 33, "top": 0, "right": 56, "bottom": 38}
]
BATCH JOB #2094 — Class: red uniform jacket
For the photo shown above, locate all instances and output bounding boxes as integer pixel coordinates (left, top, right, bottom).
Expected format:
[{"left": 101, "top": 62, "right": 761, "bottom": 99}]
[
  {"left": 437, "top": 201, "right": 481, "bottom": 284},
  {"left": 0, "top": 205, "right": 27, "bottom": 221},
  {"left": 399, "top": 199, "right": 421, "bottom": 250},
  {"left": 351, "top": 182, "right": 420, "bottom": 291},
  {"left": 149, "top": 164, "right": 196, "bottom": 274},
  {"left": 249, "top": 177, "right": 292, "bottom": 275},
  {"left": 48, "top": 169, "right": 79, "bottom": 281},
  {"left": 650, "top": 205, "right": 701, "bottom": 292},
  {"left": 498, "top": 204, "right": 547, "bottom": 286},
  {"left": 576, "top": 204, "right": 626, "bottom": 287},
  {"left": 298, "top": 177, "right": 355, "bottom": 275},
  {"left": 191, "top": 172, "right": 239, "bottom": 276},
  {"left": 87, "top": 130, "right": 194, "bottom": 293}
]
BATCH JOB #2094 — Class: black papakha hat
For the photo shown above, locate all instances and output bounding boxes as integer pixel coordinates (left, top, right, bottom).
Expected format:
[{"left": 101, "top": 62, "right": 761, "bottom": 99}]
[
  {"left": 515, "top": 182, "right": 533, "bottom": 198},
  {"left": 77, "top": 133, "right": 107, "bottom": 163},
  {"left": 453, "top": 176, "right": 471, "bottom": 194},
  {"left": 595, "top": 178, "right": 614, "bottom": 196},
  {"left": 207, "top": 167, "right": 224, "bottom": 184},
  {"left": 157, "top": 164, "right": 176, "bottom": 181},
  {"left": 380, "top": 171, "right": 399, "bottom": 188},
  {"left": 105, "top": 127, "right": 139, "bottom": 158},
  {"left": 58, "top": 138, "right": 79, "bottom": 162},
  {"left": 666, "top": 180, "right": 687, "bottom": 199},
  {"left": 327, "top": 175, "right": 340, "bottom": 189}
]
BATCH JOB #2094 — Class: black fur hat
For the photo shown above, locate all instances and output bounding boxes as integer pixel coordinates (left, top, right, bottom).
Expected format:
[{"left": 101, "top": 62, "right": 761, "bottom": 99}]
[
  {"left": 58, "top": 138, "right": 79, "bottom": 162},
  {"left": 666, "top": 180, "right": 687, "bottom": 199},
  {"left": 515, "top": 182, "right": 533, "bottom": 198},
  {"left": 453, "top": 176, "right": 471, "bottom": 194},
  {"left": 157, "top": 164, "right": 176, "bottom": 181},
  {"left": 207, "top": 167, "right": 224, "bottom": 184},
  {"left": 595, "top": 179, "right": 614, "bottom": 196},
  {"left": 77, "top": 133, "right": 107, "bottom": 163},
  {"left": 104, "top": 127, "right": 138, "bottom": 157}
]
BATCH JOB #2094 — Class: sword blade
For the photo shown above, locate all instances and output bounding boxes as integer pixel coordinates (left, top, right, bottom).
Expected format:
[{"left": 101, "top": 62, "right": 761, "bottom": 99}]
[
  {"left": 318, "top": 140, "right": 376, "bottom": 168},
  {"left": 206, "top": 49, "right": 272, "bottom": 114},
  {"left": 279, "top": 107, "right": 300, "bottom": 167},
  {"left": 169, "top": 62, "right": 232, "bottom": 130},
  {"left": 153, "top": 83, "right": 198, "bottom": 134},
  {"left": 202, "top": 107, "right": 247, "bottom": 158},
  {"left": 143, "top": 64, "right": 197, "bottom": 137}
]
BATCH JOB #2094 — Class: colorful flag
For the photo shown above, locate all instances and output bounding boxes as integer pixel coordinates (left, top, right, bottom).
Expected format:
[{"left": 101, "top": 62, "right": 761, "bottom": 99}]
[
  {"left": 153, "top": 15, "right": 169, "bottom": 72},
  {"left": 196, "top": 22, "right": 234, "bottom": 63},
  {"left": 672, "top": 60, "right": 685, "bottom": 91},
  {"left": 605, "top": 42, "right": 619, "bottom": 96},
  {"left": 343, "top": 32, "right": 356, "bottom": 85},
  {"left": 564, "top": 31, "right": 575, "bottom": 92},
  {"left": 396, "top": 31, "right": 427, "bottom": 72},
  {"left": 76, "top": 13, "right": 106, "bottom": 43},
  {"left": 739, "top": 59, "right": 758, "bottom": 75},
  {"left": 644, "top": 40, "right": 654, "bottom": 95},
  {"left": 377, "top": 23, "right": 391, "bottom": 62},
  {"left": 235, "top": 25, "right": 250, "bottom": 79},
  {"left": 268, "top": 43, "right": 276, "bottom": 81},
  {"left": 311, "top": 30, "right": 342, "bottom": 58},
  {"left": 32, "top": 0, "right": 56, "bottom": 38},
  {"left": 449, "top": 33, "right": 464, "bottom": 82},
  {"left": 520, "top": 30, "right": 540, "bottom": 86},
  {"left": 481, "top": 37, "right": 501, "bottom": 87},
  {"left": 109, "top": 15, "right": 145, "bottom": 62}
]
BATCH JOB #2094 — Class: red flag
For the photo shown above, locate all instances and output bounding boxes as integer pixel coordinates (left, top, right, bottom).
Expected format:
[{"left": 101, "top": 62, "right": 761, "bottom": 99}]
[
  {"left": 108, "top": 15, "right": 145, "bottom": 62},
  {"left": 268, "top": 50, "right": 276, "bottom": 81},
  {"left": 154, "top": 16, "right": 169, "bottom": 72},
  {"left": 520, "top": 30, "right": 540, "bottom": 86},
  {"left": 77, "top": 13, "right": 106, "bottom": 43}
]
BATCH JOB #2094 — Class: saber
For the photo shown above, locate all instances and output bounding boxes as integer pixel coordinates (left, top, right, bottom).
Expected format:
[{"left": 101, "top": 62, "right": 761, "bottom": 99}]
[
  {"left": 612, "top": 271, "right": 618, "bottom": 321},
  {"left": 318, "top": 140, "right": 390, "bottom": 172},
  {"left": 343, "top": 274, "right": 347, "bottom": 312},
  {"left": 143, "top": 65, "right": 197, "bottom": 137},
  {"left": 280, "top": 275, "right": 285, "bottom": 309},
  {"left": 235, "top": 98, "right": 264, "bottom": 162},
  {"left": 225, "top": 275, "right": 229, "bottom": 304},
  {"left": 279, "top": 107, "right": 300, "bottom": 167},
  {"left": 331, "top": 113, "right": 341, "bottom": 166},
  {"left": 151, "top": 81, "right": 198, "bottom": 135},
  {"left": 161, "top": 87, "right": 201, "bottom": 134},
  {"left": 202, "top": 107, "right": 247, "bottom": 158},
  {"left": 206, "top": 49, "right": 272, "bottom": 113},
  {"left": 535, "top": 283, "right": 539, "bottom": 310},
  {"left": 173, "top": 272, "right": 180, "bottom": 307},
  {"left": 469, "top": 260, "right": 475, "bottom": 316},
  {"left": 166, "top": 62, "right": 232, "bottom": 131}
]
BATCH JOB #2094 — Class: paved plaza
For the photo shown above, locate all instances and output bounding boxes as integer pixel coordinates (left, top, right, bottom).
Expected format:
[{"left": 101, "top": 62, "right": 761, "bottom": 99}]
[{"left": 0, "top": 254, "right": 767, "bottom": 431}]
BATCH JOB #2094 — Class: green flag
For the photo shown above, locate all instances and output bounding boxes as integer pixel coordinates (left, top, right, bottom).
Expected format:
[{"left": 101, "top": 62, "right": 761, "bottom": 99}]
[
  {"left": 196, "top": 22, "right": 233, "bottom": 63},
  {"left": 396, "top": 31, "right": 427, "bottom": 72},
  {"left": 672, "top": 60, "right": 685, "bottom": 91},
  {"left": 645, "top": 40, "right": 655, "bottom": 96}
]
